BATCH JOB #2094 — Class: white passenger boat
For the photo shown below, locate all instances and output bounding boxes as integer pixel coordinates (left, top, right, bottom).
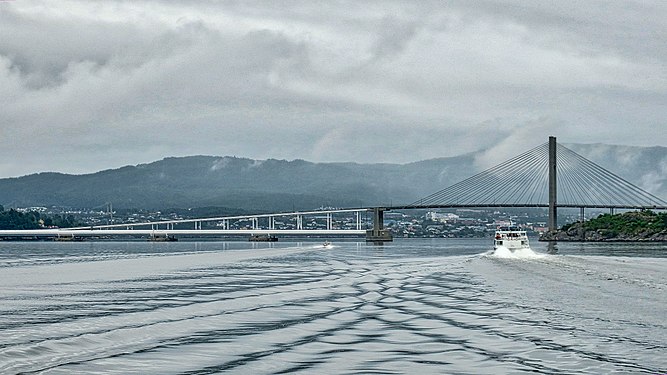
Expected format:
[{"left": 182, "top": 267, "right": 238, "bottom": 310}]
[{"left": 493, "top": 225, "right": 530, "bottom": 251}]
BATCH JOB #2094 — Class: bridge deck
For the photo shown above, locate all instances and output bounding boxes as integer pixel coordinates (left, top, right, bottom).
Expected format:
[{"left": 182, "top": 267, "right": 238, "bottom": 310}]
[{"left": 0, "top": 229, "right": 366, "bottom": 238}]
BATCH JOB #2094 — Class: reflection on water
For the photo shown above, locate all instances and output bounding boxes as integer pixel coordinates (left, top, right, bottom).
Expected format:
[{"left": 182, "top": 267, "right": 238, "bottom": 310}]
[
  {"left": 0, "top": 239, "right": 665, "bottom": 374},
  {"left": 546, "top": 241, "right": 559, "bottom": 255}
]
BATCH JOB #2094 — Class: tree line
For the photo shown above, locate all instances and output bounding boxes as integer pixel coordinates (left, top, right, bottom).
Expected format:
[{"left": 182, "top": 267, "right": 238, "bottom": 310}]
[{"left": 0, "top": 205, "right": 78, "bottom": 230}]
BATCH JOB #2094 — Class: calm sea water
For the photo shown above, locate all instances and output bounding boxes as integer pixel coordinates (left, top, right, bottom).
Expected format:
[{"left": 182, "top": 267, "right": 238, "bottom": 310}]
[{"left": 0, "top": 239, "right": 665, "bottom": 374}]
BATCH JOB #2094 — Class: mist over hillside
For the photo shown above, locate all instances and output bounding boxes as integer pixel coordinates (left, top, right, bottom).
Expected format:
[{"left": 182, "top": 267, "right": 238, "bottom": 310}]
[{"left": 0, "top": 144, "right": 664, "bottom": 212}]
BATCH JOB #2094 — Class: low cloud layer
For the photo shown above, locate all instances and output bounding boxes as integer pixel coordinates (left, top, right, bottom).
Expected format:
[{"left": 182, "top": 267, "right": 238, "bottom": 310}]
[{"left": 1, "top": 1, "right": 666, "bottom": 177}]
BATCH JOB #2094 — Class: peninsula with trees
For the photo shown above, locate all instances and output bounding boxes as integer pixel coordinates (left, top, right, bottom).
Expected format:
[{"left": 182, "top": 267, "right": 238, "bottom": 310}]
[{"left": 541, "top": 210, "right": 667, "bottom": 242}]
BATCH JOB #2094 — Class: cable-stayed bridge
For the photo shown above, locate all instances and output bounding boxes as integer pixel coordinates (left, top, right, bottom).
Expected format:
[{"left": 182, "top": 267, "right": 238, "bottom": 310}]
[
  {"left": 403, "top": 139, "right": 665, "bottom": 210},
  {"left": 392, "top": 137, "right": 666, "bottom": 232},
  {"left": 1, "top": 137, "right": 665, "bottom": 242},
  {"left": 366, "top": 136, "right": 666, "bottom": 241}
]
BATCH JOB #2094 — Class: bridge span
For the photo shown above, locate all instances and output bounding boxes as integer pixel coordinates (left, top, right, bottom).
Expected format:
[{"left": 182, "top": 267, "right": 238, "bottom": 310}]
[
  {"left": 0, "top": 208, "right": 372, "bottom": 241},
  {"left": 0, "top": 228, "right": 366, "bottom": 239}
]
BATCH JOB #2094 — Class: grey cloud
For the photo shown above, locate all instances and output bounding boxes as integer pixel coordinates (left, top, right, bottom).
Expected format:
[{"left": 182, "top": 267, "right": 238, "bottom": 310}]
[
  {"left": 0, "top": 8, "right": 159, "bottom": 88},
  {"left": 370, "top": 16, "right": 421, "bottom": 61},
  {"left": 0, "top": 0, "right": 665, "bottom": 177},
  {"left": 447, "top": 1, "right": 667, "bottom": 63}
]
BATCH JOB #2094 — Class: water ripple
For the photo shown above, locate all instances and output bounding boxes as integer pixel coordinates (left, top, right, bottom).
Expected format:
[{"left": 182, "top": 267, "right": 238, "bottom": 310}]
[{"left": 0, "top": 240, "right": 665, "bottom": 374}]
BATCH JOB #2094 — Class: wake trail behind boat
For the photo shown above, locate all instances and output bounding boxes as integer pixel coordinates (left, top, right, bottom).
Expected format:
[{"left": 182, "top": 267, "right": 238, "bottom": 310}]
[{"left": 486, "top": 245, "right": 547, "bottom": 259}]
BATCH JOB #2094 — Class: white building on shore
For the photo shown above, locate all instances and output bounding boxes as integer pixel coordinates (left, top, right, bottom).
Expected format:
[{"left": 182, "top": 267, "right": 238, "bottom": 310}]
[{"left": 425, "top": 212, "right": 460, "bottom": 223}]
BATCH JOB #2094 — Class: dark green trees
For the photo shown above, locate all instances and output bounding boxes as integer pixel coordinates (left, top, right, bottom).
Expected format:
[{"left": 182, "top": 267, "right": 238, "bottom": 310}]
[
  {"left": 0, "top": 209, "right": 41, "bottom": 229},
  {"left": 0, "top": 208, "right": 79, "bottom": 230}
]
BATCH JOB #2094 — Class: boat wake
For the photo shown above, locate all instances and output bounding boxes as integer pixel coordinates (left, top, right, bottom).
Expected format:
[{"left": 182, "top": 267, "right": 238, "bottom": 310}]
[
  {"left": 487, "top": 245, "right": 547, "bottom": 259},
  {"left": 312, "top": 243, "right": 335, "bottom": 249}
]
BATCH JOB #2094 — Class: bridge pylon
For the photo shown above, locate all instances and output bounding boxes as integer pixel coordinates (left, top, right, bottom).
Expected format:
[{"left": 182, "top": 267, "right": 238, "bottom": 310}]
[
  {"left": 366, "top": 207, "right": 393, "bottom": 242},
  {"left": 548, "top": 136, "right": 557, "bottom": 231}
]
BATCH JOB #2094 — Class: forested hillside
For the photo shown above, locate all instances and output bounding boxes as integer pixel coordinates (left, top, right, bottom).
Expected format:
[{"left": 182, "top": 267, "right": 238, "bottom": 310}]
[{"left": 0, "top": 144, "right": 664, "bottom": 212}]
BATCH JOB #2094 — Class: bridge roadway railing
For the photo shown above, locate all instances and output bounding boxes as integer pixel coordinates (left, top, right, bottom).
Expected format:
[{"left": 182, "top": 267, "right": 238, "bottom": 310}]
[
  {"left": 0, "top": 208, "right": 371, "bottom": 239},
  {"left": 68, "top": 208, "right": 368, "bottom": 231}
]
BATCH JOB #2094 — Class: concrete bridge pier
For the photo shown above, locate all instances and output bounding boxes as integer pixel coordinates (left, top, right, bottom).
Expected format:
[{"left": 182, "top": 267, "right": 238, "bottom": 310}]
[{"left": 366, "top": 207, "right": 393, "bottom": 243}]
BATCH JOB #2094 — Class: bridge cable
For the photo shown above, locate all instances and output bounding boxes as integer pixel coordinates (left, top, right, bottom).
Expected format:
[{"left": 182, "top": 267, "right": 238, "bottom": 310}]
[{"left": 407, "top": 141, "right": 665, "bottom": 209}]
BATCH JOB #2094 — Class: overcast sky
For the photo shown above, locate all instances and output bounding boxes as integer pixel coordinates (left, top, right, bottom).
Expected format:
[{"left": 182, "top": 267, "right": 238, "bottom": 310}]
[{"left": 1, "top": 1, "right": 666, "bottom": 177}]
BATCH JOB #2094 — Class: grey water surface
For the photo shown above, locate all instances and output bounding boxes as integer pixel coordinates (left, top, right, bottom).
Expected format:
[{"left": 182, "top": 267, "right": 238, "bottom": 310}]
[{"left": 0, "top": 239, "right": 665, "bottom": 374}]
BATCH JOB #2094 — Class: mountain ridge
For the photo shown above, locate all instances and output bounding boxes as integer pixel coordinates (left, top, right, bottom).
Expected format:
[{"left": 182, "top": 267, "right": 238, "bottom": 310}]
[{"left": 1, "top": 144, "right": 664, "bottom": 211}]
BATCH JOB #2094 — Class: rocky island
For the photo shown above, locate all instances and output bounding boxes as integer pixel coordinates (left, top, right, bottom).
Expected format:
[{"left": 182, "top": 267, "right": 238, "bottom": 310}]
[{"left": 540, "top": 210, "right": 667, "bottom": 242}]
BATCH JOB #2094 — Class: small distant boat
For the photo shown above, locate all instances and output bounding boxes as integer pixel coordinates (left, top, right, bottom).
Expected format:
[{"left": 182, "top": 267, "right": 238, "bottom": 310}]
[
  {"left": 493, "top": 225, "right": 529, "bottom": 251},
  {"left": 249, "top": 234, "right": 278, "bottom": 242},
  {"left": 54, "top": 235, "right": 84, "bottom": 242},
  {"left": 322, "top": 240, "right": 332, "bottom": 248},
  {"left": 149, "top": 235, "right": 178, "bottom": 242}
]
